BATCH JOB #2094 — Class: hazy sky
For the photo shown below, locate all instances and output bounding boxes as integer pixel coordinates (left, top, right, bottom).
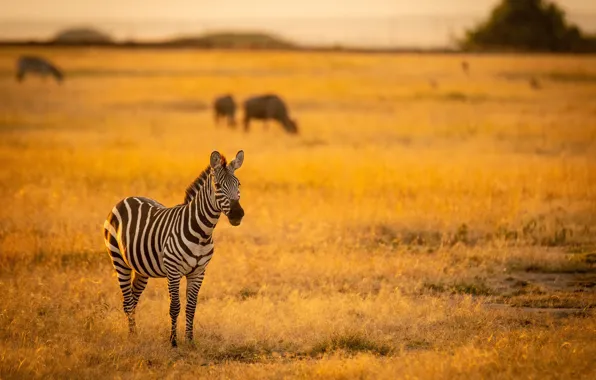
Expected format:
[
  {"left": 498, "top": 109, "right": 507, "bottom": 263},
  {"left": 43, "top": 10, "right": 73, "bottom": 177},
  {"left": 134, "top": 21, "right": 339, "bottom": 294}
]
[
  {"left": 2, "top": 1, "right": 595, "bottom": 47},
  {"left": 4, "top": 0, "right": 596, "bottom": 20}
]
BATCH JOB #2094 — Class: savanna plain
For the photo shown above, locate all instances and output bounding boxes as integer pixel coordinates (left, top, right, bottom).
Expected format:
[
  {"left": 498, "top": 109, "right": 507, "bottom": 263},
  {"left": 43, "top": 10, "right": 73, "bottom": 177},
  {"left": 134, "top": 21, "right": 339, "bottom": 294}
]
[{"left": 0, "top": 49, "right": 595, "bottom": 379}]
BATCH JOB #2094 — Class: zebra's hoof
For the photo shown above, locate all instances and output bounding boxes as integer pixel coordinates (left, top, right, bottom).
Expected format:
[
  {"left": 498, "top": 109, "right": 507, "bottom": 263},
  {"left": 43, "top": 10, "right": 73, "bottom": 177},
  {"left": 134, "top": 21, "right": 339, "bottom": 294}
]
[{"left": 171, "top": 340, "right": 178, "bottom": 348}]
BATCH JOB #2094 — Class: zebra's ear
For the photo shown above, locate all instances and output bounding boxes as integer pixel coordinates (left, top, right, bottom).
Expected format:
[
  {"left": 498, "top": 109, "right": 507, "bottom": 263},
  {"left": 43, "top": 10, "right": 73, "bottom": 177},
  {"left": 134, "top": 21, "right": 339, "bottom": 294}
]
[
  {"left": 210, "top": 151, "right": 222, "bottom": 169},
  {"left": 230, "top": 150, "right": 244, "bottom": 171}
]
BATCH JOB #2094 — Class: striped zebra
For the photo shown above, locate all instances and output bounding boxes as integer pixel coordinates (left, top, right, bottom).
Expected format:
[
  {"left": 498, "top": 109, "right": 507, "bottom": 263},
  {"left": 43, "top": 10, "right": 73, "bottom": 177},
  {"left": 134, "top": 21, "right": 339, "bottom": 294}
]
[
  {"left": 103, "top": 150, "right": 245, "bottom": 347},
  {"left": 16, "top": 55, "right": 64, "bottom": 83}
]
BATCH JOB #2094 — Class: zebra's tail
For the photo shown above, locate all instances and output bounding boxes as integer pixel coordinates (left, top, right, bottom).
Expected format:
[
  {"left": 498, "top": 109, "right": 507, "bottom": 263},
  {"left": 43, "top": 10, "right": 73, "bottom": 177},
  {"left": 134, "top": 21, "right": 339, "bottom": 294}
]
[{"left": 103, "top": 213, "right": 127, "bottom": 270}]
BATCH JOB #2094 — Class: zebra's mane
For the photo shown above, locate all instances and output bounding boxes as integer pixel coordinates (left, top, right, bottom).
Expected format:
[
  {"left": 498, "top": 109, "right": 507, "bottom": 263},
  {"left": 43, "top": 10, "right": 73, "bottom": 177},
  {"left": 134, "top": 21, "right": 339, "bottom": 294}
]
[{"left": 183, "top": 155, "right": 227, "bottom": 204}]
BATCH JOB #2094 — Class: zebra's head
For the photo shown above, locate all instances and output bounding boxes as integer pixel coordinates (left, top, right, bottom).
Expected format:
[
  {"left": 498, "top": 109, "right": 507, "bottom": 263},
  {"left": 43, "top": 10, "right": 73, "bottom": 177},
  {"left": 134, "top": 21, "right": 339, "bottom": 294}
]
[{"left": 210, "top": 150, "right": 244, "bottom": 226}]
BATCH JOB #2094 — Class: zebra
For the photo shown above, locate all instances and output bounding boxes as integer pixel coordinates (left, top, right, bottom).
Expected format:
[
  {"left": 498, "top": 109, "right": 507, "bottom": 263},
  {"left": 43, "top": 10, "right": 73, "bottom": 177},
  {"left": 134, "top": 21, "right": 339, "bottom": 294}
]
[
  {"left": 16, "top": 55, "right": 64, "bottom": 83},
  {"left": 103, "top": 150, "right": 245, "bottom": 347}
]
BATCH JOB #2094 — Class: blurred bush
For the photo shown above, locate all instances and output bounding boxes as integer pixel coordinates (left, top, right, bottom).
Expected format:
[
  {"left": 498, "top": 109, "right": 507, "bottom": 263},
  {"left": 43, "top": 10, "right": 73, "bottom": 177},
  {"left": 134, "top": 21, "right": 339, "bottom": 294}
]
[{"left": 461, "top": 0, "right": 595, "bottom": 52}]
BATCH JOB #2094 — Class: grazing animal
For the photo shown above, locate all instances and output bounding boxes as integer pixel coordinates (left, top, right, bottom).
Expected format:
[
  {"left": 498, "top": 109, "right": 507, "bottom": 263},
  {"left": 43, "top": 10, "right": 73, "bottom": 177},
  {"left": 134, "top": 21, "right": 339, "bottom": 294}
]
[
  {"left": 16, "top": 55, "right": 64, "bottom": 83},
  {"left": 429, "top": 79, "right": 439, "bottom": 90},
  {"left": 243, "top": 94, "right": 298, "bottom": 134},
  {"left": 103, "top": 150, "right": 245, "bottom": 347},
  {"left": 213, "top": 94, "right": 237, "bottom": 127},
  {"left": 529, "top": 77, "right": 542, "bottom": 90},
  {"left": 461, "top": 60, "right": 470, "bottom": 75}
]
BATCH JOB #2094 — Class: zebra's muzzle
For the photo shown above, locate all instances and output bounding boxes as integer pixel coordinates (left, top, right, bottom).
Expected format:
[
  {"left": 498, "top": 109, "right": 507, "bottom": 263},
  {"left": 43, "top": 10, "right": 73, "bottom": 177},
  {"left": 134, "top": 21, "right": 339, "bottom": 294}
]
[{"left": 227, "top": 200, "right": 244, "bottom": 226}]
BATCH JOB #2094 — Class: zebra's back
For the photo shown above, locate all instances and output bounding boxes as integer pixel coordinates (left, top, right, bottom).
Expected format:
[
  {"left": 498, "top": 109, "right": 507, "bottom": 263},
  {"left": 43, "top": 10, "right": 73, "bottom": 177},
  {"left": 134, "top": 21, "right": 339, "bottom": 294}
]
[{"left": 104, "top": 196, "right": 177, "bottom": 278}]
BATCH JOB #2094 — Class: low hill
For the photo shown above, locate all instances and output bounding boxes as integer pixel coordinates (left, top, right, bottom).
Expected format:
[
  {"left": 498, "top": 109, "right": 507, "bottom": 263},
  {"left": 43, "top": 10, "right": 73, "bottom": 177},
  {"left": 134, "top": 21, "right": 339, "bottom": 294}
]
[
  {"left": 165, "top": 32, "right": 297, "bottom": 49},
  {"left": 53, "top": 27, "right": 113, "bottom": 44}
]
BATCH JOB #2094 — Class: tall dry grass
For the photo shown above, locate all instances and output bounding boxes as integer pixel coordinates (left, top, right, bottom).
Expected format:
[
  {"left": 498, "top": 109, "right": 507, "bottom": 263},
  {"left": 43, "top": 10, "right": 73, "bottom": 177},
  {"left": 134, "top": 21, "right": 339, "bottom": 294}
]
[{"left": 0, "top": 48, "right": 595, "bottom": 379}]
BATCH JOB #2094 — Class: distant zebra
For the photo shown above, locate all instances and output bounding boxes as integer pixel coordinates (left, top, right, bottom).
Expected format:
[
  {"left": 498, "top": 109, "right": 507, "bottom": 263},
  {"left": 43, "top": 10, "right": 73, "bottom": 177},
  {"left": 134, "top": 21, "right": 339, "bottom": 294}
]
[
  {"left": 16, "top": 55, "right": 64, "bottom": 83},
  {"left": 103, "top": 150, "right": 245, "bottom": 347}
]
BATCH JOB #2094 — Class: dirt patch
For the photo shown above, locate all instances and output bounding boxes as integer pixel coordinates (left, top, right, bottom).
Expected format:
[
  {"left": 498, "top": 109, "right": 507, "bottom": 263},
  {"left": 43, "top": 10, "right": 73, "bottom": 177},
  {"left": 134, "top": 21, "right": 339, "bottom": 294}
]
[
  {"left": 484, "top": 303, "right": 593, "bottom": 317},
  {"left": 496, "top": 271, "right": 596, "bottom": 310},
  {"left": 505, "top": 294, "right": 596, "bottom": 309},
  {"left": 509, "top": 272, "right": 596, "bottom": 293}
]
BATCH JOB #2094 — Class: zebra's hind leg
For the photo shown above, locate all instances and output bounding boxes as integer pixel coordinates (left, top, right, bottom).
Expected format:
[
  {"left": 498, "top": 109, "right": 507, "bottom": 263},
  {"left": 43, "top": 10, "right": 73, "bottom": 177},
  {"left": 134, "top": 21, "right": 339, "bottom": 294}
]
[
  {"left": 128, "top": 273, "right": 149, "bottom": 334},
  {"left": 103, "top": 225, "right": 137, "bottom": 336},
  {"left": 114, "top": 265, "right": 137, "bottom": 335}
]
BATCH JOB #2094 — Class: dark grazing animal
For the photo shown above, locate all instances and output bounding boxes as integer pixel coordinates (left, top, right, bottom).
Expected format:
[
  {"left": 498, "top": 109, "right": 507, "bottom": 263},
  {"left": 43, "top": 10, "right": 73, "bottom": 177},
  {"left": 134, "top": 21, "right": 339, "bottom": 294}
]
[
  {"left": 461, "top": 61, "right": 470, "bottom": 76},
  {"left": 243, "top": 94, "right": 298, "bottom": 134},
  {"left": 103, "top": 150, "right": 245, "bottom": 347},
  {"left": 429, "top": 79, "right": 439, "bottom": 90},
  {"left": 16, "top": 55, "right": 64, "bottom": 83},
  {"left": 213, "top": 94, "right": 237, "bottom": 127}
]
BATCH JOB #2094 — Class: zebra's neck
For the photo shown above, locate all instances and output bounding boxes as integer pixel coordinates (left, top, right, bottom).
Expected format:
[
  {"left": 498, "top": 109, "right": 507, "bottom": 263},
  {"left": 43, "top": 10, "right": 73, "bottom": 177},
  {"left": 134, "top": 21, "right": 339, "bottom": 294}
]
[{"left": 186, "top": 170, "right": 221, "bottom": 237}]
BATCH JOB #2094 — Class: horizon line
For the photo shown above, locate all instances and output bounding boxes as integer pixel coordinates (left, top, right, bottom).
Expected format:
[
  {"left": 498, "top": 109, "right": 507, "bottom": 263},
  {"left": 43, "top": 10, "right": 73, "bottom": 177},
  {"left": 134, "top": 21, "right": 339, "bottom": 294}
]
[{"left": 1, "top": 10, "right": 595, "bottom": 22}]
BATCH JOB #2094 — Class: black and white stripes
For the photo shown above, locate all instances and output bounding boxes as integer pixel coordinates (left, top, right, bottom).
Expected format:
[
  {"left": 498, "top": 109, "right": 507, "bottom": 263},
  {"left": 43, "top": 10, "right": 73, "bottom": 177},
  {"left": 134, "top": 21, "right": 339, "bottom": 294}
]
[{"left": 103, "top": 150, "right": 245, "bottom": 346}]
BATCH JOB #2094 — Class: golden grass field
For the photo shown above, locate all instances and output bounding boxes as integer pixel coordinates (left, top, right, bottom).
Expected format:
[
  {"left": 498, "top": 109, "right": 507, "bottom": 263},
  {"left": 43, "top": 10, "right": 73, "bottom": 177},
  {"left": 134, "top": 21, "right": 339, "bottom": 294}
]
[{"left": 0, "top": 48, "right": 596, "bottom": 379}]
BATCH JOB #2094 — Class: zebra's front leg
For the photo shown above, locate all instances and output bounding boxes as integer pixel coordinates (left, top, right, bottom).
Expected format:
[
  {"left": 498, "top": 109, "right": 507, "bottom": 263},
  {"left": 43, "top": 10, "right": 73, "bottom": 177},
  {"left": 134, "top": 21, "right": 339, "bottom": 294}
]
[
  {"left": 167, "top": 273, "right": 182, "bottom": 347},
  {"left": 185, "top": 271, "right": 205, "bottom": 342}
]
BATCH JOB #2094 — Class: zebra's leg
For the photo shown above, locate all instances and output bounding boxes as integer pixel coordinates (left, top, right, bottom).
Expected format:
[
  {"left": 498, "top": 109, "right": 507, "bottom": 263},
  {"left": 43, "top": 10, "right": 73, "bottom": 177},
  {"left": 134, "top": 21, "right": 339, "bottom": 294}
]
[
  {"left": 115, "top": 266, "right": 137, "bottom": 334},
  {"left": 103, "top": 220, "right": 136, "bottom": 335},
  {"left": 185, "top": 270, "right": 205, "bottom": 342},
  {"left": 128, "top": 273, "right": 149, "bottom": 334},
  {"left": 167, "top": 273, "right": 182, "bottom": 347}
]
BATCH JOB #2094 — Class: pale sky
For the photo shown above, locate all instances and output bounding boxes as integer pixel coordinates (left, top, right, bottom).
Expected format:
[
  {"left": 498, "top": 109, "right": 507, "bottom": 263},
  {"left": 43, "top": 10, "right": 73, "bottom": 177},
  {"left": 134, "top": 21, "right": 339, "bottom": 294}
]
[
  {"left": 3, "top": 0, "right": 596, "bottom": 20},
  {"left": 1, "top": 0, "right": 595, "bottom": 47}
]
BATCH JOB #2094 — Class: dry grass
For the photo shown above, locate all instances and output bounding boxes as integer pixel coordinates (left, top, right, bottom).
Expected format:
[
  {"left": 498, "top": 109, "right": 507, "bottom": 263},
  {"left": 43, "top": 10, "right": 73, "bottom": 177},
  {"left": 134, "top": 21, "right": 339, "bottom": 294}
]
[{"left": 0, "top": 48, "right": 595, "bottom": 379}]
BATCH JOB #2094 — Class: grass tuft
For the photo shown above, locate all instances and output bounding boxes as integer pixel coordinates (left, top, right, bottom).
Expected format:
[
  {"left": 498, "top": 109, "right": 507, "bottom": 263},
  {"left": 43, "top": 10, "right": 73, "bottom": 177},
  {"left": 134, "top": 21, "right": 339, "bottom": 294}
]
[{"left": 310, "top": 332, "right": 392, "bottom": 357}]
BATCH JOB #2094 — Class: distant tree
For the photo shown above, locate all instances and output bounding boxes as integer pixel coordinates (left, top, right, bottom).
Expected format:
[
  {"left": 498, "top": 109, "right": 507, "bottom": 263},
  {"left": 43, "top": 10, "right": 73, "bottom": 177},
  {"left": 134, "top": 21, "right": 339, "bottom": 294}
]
[{"left": 462, "top": 0, "right": 590, "bottom": 52}]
